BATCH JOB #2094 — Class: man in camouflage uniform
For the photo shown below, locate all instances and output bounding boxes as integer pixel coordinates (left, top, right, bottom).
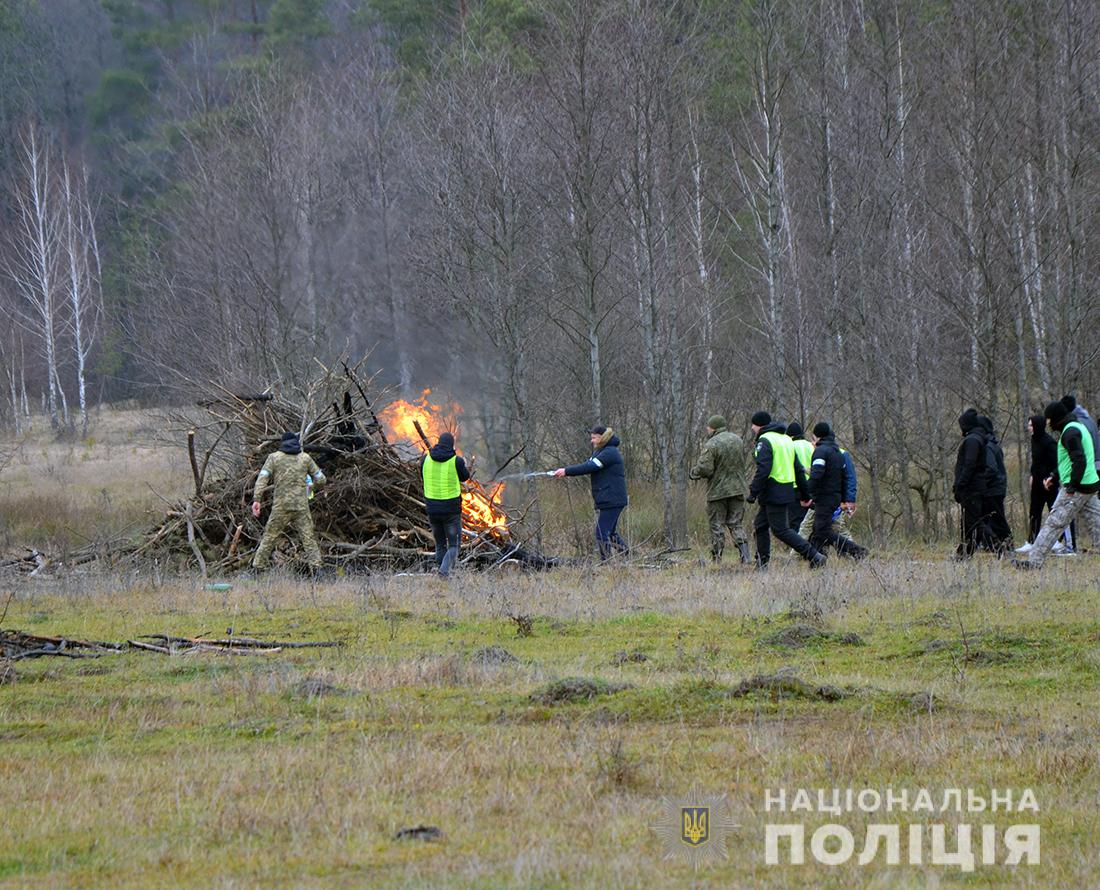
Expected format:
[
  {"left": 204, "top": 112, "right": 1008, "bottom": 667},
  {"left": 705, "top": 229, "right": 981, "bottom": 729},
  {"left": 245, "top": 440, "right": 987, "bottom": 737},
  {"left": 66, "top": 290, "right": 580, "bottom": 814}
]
[
  {"left": 251, "top": 432, "right": 326, "bottom": 571},
  {"left": 689, "top": 414, "right": 750, "bottom": 563}
]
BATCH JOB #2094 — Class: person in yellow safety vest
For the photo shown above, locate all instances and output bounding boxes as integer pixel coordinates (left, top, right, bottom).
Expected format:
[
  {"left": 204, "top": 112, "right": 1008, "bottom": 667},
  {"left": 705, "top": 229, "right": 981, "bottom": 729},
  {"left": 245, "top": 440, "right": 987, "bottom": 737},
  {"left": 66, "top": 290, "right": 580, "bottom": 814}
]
[
  {"left": 1014, "top": 400, "right": 1100, "bottom": 570},
  {"left": 421, "top": 431, "right": 471, "bottom": 577},
  {"left": 786, "top": 422, "right": 814, "bottom": 531},
  {"left": 747, "top": 411, "right": 826, "bottom": 569}
]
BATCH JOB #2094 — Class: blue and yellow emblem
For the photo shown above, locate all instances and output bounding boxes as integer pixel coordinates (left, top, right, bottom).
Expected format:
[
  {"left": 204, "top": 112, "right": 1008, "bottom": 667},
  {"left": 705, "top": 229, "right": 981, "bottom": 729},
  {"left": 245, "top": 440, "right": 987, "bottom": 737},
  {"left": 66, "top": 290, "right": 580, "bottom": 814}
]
[
  {"left": 654, "top": 792, "right": 738, "bottom": 867},
  {"left": 681, "top": 806, "right": 709, "bottom": 847}
]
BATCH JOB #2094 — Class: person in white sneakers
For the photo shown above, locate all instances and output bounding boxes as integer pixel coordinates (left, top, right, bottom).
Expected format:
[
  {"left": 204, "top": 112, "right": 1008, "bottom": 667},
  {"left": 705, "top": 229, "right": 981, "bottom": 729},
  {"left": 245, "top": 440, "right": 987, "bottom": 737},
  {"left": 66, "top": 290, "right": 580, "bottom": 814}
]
[{"left": 1014, "top": 401, "right": 1100, "bottom": 569}]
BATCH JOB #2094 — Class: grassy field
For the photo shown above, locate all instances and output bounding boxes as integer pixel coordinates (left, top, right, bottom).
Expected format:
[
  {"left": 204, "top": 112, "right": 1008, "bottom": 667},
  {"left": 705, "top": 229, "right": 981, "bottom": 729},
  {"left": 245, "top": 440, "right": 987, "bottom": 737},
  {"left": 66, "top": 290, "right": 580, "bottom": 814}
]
[
  {"left": 1, "top": 561, "right": 1097, "bottom": 888},
  {"left": 1, "top": 410, "right": 1097, "bottom": 887}
]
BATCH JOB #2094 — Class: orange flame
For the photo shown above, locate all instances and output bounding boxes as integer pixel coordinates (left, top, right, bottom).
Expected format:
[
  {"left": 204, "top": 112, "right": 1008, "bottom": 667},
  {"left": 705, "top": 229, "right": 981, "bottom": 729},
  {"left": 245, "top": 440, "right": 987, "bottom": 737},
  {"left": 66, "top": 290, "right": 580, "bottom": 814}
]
[
  {"left": 379, "top": 388, "right": 459, "bottom": 447},
  {"left": 380, "top": 389, "right": 508, "bottom": 535}
]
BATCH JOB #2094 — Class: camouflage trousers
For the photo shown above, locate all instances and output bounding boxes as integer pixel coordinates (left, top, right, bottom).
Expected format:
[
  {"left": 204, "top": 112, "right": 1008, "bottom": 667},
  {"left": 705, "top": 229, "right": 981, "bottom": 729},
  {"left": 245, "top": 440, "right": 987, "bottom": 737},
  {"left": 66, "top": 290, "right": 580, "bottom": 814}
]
[
  {"left": 707, "top": 497, "right": 747, "bottom": 559},
  {"left": 1026, "top": 489, "right": 1100, "bottom": 568},
  {"left": 254, "top": 505, "right": 322, "bottom": 569},
  {"left": 799, "top": 505, "right": 851, "bottom": 540}
]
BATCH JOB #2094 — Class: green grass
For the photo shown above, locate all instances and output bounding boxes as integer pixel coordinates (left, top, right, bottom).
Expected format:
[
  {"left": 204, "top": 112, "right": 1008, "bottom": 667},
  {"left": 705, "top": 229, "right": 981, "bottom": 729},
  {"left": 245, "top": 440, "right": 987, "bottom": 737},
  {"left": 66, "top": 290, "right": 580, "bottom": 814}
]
[{"left": 1, "top": 561, "right": 1097, "bottom": 887}]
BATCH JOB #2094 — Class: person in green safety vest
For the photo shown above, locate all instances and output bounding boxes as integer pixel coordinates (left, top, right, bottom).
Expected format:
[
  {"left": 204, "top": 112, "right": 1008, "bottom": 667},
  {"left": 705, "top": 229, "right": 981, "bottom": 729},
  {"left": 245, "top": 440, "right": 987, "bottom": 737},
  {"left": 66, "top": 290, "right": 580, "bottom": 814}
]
[
  {"left": 1014, "top": 400, "right": 1100, "bottom": 569},
  {"left": 747, "top": 411, "right": 826, "bottom": 569},
  {"left": 421, "top": 431, "right": 471, "bottom": 577},
  {"left": 786, "top": 422, "right": 814, "bottom": 531}
]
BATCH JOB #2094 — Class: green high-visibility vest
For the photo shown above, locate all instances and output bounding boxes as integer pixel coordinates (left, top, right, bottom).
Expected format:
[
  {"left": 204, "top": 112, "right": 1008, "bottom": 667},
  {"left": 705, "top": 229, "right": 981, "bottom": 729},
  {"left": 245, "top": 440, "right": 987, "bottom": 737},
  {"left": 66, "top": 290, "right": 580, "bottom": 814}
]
[
  {"left": 423, "top": 455, "right": 461, "bottom": 499},
  {"left": 760, "top": 431, "right": 796, "bottom": 484},
  {"left": 792, "top": 439, "right": 814, "bottom": 471},
  {"left": 1058, "top": 421, "right": 1099, "bottom": 487}
]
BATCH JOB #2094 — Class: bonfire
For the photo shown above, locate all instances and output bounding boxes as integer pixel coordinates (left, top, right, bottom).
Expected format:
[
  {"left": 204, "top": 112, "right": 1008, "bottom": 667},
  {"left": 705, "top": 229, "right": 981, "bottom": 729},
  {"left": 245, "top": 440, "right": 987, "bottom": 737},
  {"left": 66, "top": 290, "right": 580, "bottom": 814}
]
[{"left": 21, "top": 363, "right": 550, "bottom": 576}]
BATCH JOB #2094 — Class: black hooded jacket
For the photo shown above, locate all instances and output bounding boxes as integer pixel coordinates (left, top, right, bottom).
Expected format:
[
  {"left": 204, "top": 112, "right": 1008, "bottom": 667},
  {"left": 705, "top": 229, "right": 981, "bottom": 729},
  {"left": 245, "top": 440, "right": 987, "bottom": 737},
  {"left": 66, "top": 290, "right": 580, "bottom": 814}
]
[
  {"left": 1029, "top": 416, "right": 1057, "bottom": 484},
  {"left": 953, "top": 409, "right": 988, "bottom": 500},
  {"left": 420, "top": 441, "right": 471, "bottom": 517},
  {"left": 977, "top": 415, "right": 1007, "bottom": 497},
  {"left": 749, "top": 422, "right": 810, "bottom": 505},
  {"left": 808, "top": 433, "right": 848, "bottom": 504}
]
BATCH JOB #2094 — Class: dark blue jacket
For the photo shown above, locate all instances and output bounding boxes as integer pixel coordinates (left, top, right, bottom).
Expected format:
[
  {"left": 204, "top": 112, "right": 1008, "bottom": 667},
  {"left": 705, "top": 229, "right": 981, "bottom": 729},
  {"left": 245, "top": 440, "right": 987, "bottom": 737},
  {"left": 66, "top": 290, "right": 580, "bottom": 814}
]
[
  {"left": 841, "top": 448, "right": 857, "bottom": 503},
  {"left": 564, "top": 435, "right": 628, "bottom": 509},
  {"left": 808, "top": 434, "right": 848, "bottom": 503}
]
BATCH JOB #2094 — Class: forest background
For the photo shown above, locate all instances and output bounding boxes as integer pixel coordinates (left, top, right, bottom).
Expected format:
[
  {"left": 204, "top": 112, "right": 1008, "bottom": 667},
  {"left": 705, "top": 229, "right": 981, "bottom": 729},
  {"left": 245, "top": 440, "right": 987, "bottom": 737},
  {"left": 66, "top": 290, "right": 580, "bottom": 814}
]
[{"left": 1, "top": 0, "right": 1098, "bottom": 548}]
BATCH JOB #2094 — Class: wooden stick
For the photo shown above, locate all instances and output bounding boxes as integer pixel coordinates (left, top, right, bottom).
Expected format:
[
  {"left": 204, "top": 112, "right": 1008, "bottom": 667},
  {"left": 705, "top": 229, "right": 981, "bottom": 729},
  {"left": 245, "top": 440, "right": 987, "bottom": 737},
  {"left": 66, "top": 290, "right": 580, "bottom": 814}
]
[{"left": 187, "top": 430, "right": 201, "bottom": 497}]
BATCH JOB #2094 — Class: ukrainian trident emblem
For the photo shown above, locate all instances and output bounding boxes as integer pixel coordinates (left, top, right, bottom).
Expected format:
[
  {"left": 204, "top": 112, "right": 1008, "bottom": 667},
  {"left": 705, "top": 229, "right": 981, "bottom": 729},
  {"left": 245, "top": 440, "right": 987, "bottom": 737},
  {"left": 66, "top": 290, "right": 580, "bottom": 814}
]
[
  {"left": 681, "top": 806, "right": 710, "bottom": 847},
  {"left": 653, "top": 791, "right": 738, "bottom": 867}
]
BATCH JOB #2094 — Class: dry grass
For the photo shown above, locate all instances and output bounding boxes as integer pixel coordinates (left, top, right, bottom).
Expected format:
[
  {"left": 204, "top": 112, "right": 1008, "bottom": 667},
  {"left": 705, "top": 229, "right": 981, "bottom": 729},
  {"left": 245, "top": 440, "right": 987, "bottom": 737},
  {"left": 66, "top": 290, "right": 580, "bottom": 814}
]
[
  {"left": 0, "top": 413, "right": 1096, "bottom": 886},
  {"left": 0, "top": 559, "right": 1097, "bottom": 887},
  {"left": 0, "top": 409, "right": 189, "bottom": 554}
]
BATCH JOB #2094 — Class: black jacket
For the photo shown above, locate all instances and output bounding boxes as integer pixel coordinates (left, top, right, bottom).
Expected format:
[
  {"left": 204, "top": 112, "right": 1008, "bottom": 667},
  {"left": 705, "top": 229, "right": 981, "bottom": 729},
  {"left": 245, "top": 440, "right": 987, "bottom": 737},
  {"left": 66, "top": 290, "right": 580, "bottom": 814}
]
[
  {"left": 808, "top": 434, "right": 848, "bottom": 504},
  {"left": 421, "top": 443, "right": 471, "bottom": 517},
  {"left": 977, "top": 416, "right": 1007, "bottom": 497},
  {"left": 1029, "top": 415, "right": 1057, "bottom": 484},
  {"left": 565, "top": 435, "right": 628, "bottom": 509},
  {"left": 953, "top": 411, "right": 988, "bottom": 500},
  {"left": 1056, "top": 423, "right": 1100, "bottom": 493},
  {"left": 749, "top": 423, "right": 809, "bottom": 505}
]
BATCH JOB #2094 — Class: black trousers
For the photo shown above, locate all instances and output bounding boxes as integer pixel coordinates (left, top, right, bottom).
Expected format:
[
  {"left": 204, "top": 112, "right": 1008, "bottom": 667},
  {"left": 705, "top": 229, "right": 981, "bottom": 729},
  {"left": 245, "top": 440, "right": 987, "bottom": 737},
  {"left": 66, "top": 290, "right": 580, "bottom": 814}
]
[
  {"left": 958, "top": 494, "right": 996, "bottom": 556},
  {"left": 754, "top": 503, "right": 817, "bottom": 566},
  {"left": 1028, "top": 481, "right": 1057, "bottom": 542},
  {"left": 429, "top": 514, "right": 462, "bottom": 576},
  {"left": 809, "top": 499, "right": 866, "bottom": 558},
  {"left": 983, "top": 495, "right": 1012, "bottom": 548},
  {"left": 787, "top": 502, "right": 809, "bottom": 532}
]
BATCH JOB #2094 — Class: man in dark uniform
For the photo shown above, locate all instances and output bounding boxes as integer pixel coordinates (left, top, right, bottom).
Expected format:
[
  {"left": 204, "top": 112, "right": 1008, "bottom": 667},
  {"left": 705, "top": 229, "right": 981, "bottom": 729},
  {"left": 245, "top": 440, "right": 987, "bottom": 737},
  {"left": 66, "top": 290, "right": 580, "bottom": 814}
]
[{"left": 747, "top": 411, "right": 826, "bottom": 569}]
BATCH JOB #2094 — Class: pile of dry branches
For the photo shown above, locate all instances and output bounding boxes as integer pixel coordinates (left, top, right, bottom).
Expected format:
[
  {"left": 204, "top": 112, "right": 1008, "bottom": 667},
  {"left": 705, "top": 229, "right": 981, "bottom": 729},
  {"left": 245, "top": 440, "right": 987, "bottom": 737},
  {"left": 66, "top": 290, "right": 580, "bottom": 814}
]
[{"left": 64, "top": 362, "right": 549, "bottom": 575}]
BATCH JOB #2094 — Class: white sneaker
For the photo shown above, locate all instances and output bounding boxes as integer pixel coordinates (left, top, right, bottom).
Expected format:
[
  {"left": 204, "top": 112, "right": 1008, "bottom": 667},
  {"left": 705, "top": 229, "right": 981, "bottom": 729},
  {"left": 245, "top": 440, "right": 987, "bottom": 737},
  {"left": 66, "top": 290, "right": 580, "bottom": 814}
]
[{"left": 1014, "top": 542, "right": 1033, "bottom": 554}]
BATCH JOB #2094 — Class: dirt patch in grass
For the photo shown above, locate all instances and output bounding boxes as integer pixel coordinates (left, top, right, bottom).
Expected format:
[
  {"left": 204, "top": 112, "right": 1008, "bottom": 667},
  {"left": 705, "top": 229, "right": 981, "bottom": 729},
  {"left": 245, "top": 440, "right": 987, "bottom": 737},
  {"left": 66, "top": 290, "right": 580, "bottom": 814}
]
[
  {"left": 729, "top": 672, "right": 852, "bottom": 701},
  {"left": 530, "top": 677, "right": 632, "bottom": 705},
  {"left": 756, "top": 623, "right": 865, "bottom": 650},
  {"left": 471, "top": 645, "right": 519, "bottom": 667},
  {"left": 294, "top": 676, "right": 346, "bottom": 699}
]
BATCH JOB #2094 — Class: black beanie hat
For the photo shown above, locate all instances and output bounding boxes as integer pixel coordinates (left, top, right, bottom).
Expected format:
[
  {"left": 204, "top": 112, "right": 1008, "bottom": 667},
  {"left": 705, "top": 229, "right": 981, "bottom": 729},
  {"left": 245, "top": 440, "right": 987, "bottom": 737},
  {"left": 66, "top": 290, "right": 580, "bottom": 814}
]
[
  {"left": 751, "top": 411, "right": 771, "bottom": 427},
  {"left": 813, "top": 421, "right": 832, "bottom": 439},
  {"left": 786, "top": 422, "right": 804, "bottom": 439},
  {"left": 1045, "top": 400, "right": 1070, "bottom": 428},
  {"left": 438, "top": 431, "right": 455, "bottom": 447},
  {"left": 1062, "top": 394, "right": 1077, "bottom": 412}
]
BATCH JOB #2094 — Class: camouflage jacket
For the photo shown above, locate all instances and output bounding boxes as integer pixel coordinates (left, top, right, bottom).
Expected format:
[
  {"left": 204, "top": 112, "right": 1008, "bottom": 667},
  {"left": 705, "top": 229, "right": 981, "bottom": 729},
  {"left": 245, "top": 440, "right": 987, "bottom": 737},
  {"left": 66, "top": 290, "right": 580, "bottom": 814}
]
[
  {"left": 253, "top": 450, "right": 325, "bottom": 510},
  {"left": 689, "top": 429, "right": 748, "bottom": 501}
]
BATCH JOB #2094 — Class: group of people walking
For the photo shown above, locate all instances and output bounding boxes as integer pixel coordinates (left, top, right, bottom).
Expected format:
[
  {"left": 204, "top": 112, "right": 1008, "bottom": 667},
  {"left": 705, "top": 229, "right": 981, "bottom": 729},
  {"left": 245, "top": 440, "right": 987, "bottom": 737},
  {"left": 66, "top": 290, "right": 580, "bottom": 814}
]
[
  {"left": 247, "top": 393, "right": 1097, "bottom": 576},
  {"left": 952, "top": 393, "right": 1100, "bottom": 570}
]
